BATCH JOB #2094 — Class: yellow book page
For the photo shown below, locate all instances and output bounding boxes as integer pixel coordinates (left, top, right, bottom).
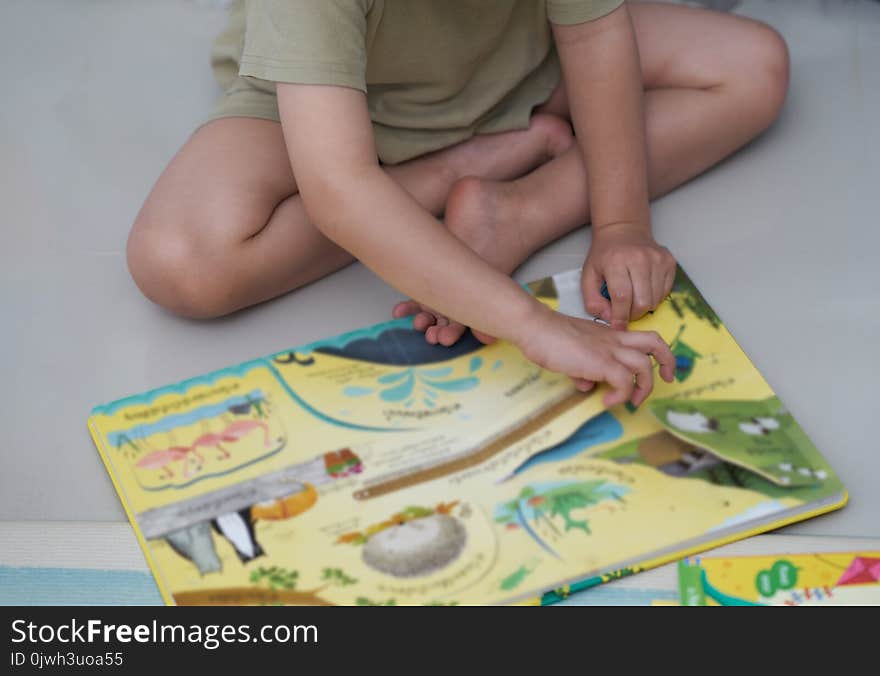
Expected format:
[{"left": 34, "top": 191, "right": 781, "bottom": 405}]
[
  {"left": 88, "top": 267, "right": 846, "bottom": 605},
  {"left": 680, "top": 551, "right": 880, "bottom": 605}
]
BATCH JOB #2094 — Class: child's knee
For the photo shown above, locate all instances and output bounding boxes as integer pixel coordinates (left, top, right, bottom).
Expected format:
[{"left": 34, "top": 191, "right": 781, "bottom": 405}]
[
  {"left": 741, "top": 22, "right": 790, "bottom": 127},
  {"left": 126, "top": 220, "right": 232, "bottom": 320}
]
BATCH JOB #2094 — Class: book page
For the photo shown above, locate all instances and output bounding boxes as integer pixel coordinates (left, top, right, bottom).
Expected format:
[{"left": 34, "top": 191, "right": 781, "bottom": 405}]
[{"left": 88, "top": 267, "right": 846, "bottom": 605}]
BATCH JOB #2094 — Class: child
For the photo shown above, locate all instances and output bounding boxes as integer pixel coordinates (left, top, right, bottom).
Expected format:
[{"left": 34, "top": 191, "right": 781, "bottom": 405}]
[{"left": 127, "top": 0, "right": 788, "bottom": 407}]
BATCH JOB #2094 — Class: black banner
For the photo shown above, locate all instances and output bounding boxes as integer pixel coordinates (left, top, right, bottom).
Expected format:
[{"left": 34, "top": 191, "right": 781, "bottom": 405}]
[
  {"left": 0, "top": 604, "right": 646, "bottom": 670},
  {"left": 0, "top": 604, "right": 848, "bottom": 671}
]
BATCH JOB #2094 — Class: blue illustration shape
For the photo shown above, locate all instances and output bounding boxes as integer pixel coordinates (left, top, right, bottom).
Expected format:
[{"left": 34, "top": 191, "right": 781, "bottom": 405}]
[
  {"left": 266, "top": 362, "right": 410, "bottom": 432},
  {"left": 380, "top": 371, "right": 416, "bottom": 402},
  {"left": 492, "top": 360, "right": 503, "bottom": 371},
  {"left": 516, "top": 501, "right": 561, "bottom": 558},
  {"left": 357, "top": 364, "right": 484, "bottom": 407},
  {"left": 421, "top": 376, "right": 479, "bottom": 392},
  {"left": 469, "top": 357, "right": 483, "bottom": 373},
  {"left": 343, "top": 386, "right": 374, "bottom": 397},
  {"left": 513, "top": 412, "right": 624, "bottom": 475},
  {"left": 106, "top": 390, "right": 266, "bottom": 448},
  {"left": 378, "top": 371, "right": 411, "bottom": 384}
]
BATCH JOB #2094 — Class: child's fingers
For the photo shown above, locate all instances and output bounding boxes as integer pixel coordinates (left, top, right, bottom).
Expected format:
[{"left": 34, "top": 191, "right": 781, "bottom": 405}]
[
  {"left": 614, "top": 348, "right": 654, "bottom": 406},
  {"left": 620, "top": 330, "right": 675, "bottom": 382},
  {"left": 663, "top": 267, "right": 676, "bottom": 299},
  {"left": 582, "top": 265, "right": 611, "bottom": 320},
  {"left": 650, "top": 265, "right": 667, "bottom": 311},
  {"left": 573, "top": 378, "right": 595, "bottom": 392},
  {"left": 605, "top": 268, "right": 633, "bottom": 331},
  {"left": 602, "top": 363, "right": 637, "bottom": 408},
  {"left": 628, "top": 264, "right": 653, "bottom": 319}
]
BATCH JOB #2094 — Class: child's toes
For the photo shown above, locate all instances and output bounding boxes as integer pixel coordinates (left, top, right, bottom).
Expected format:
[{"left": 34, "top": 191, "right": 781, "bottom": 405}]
[
  {"left": 426, "top": 317, "right": 451, "bottom": 344},
  {"left": 425, "top": 325, "right": 441, "bottom": 344},
  {"left": 392, "top": 300, "right": 420, "bottom": 319},
  {"left": 413, "top": 311, "right": 437, "bottom": 332},
  {"left": 438, "top": 322, "right": 468, "bottom": 346}
]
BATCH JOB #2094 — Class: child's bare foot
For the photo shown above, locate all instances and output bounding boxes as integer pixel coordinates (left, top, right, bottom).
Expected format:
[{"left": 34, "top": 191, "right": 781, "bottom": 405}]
[
  {"left": 446, "top": 176, "right": 533, "bottom": 274},
  {"left": 393, "top": 115, "right": 574, "bottom": 347},
  {"left": 444, "top": 113, "right": 574, "bottom": 183},
  {"left": 394, "top": 172, "right": 564, "bottom": 346}
]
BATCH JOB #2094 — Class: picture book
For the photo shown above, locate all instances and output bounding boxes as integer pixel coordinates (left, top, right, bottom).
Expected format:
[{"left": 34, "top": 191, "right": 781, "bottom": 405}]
[
  {"left": 678, "top": 550, "right": 880, "bottom": 605},
  {"left": 87, "top": 266, "right": 847, "bottom": 606}
]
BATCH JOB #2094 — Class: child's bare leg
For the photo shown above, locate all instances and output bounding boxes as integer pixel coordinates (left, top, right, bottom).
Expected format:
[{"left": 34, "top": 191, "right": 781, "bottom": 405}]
[
  {"left": 128, "top": 114, "right": 571, "bottom": 318},
  {"left": 424, "top": 2, "right": 789, "bottom": 346}
]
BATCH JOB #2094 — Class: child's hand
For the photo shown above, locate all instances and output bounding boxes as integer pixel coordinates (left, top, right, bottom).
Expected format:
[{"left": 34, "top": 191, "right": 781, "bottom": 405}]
[
  {"left": 582, "top": 223, "right": 676, "bottom": 331},
  {"left": 517, "top": 306, "right": 675, "bottom": 408}
]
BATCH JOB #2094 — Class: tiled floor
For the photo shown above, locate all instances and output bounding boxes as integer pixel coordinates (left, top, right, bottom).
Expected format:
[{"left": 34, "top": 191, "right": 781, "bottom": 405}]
[{"left": 2, "top": 0, "right": 879, "bottom": 537}]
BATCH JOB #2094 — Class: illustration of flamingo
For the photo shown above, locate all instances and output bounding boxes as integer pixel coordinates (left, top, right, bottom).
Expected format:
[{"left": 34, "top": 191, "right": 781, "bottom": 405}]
[
  {"left": 136, "top": 445, "right": 206, "bottom": 479},
  {"left": 220, "top": 419, "right": 272, "bottom": 448},
  {"left": 135, "top": 446, "right": 190, "bottom": 479},
  {"left": 190, "top": 432, "right": 231, "bottom": 460},
  {"left": 181, "top": 446, "right": 204, "bottom": 476}
]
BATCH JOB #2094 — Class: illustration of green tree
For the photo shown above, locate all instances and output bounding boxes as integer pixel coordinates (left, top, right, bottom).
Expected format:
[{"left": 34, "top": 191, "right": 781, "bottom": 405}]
[
  {"left": 668, "top": 268, "right": 721, "bottom": 330},
  {"left": 495, "top": 481, "right": 629, "bottom": 558},
  {"left": 249, "top": 566, "right": 299, "bottom": 590},
  {"left": 321, "top": 568, "right": 358, "bottom": 586}
]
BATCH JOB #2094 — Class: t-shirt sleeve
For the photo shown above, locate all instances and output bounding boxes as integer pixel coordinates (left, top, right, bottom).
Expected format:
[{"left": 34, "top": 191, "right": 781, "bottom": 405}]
[
  {"left": 239, "top": 0, "right": 372, "bottom": 92},
  {"left": 546, "top": 0, "right": 625, "bottom": 25}
]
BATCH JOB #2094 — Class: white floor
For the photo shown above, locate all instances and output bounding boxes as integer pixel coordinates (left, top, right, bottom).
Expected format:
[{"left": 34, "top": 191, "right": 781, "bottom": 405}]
[{"left": 2, "top": 0, "right": 879, "bottom": 538}]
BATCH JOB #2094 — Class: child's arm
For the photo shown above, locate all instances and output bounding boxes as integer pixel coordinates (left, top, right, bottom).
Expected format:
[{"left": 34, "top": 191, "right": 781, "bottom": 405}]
[
  {"left": 277, "top": 83, "right": 674, "bottom": 406},
  {"left": 552, "top": 5, "right": 676, "bottom": 330}
]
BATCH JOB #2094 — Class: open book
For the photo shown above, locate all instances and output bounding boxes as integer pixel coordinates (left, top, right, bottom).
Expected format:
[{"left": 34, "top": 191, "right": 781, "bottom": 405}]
[
  {"left": 679, "top": 550, "right": 880, "bottom": 606},
  {"left": 88, "top": 267, "right": 846, "bottom": 605}
]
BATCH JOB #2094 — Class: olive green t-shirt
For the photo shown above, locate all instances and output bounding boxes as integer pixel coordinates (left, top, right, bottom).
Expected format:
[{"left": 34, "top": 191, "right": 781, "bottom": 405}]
[{"left": 212, "top": 0, "right": 624, "bottom": 164}]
